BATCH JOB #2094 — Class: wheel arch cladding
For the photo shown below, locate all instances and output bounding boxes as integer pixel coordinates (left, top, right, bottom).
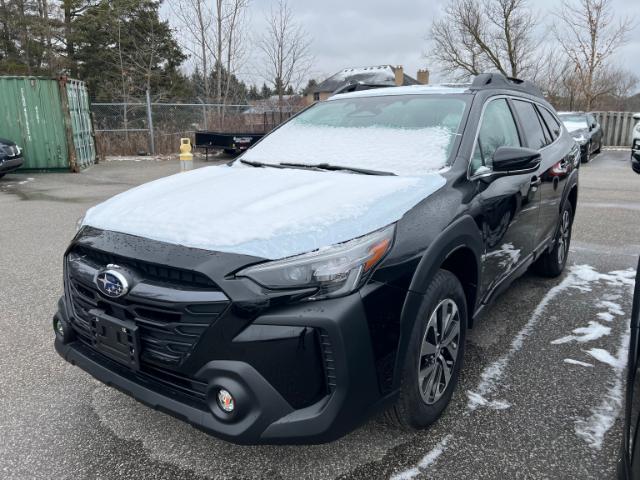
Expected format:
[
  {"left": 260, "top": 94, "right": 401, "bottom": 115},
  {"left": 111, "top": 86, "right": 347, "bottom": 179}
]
[{"left": 392, "top": 215, "right": 482, "bottom": 391}]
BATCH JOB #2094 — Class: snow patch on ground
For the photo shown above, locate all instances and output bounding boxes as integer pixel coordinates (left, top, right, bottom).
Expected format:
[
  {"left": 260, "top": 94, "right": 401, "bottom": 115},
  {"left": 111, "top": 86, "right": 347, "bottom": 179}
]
[
  {"left": 389, "top": 435, "right": 453, "bottom": 480},
  {"left": 596, "top": 300, "right": 625, "bottom": 316},
  {"left": 106, "top": 155, "right": 170, "bottom": 162},
  {"left": 585, "top": 348, "right": 625, "bottom": 369},
  {"left": 467, "top": 265, "right": 594, "bottom": 411},
  {"left": 467, "top": 265, "right": 634, "bottom": 412},
  {"left": 466, "top": 392, "right": 511, "bottom": 410},
  {"left": 597, "top": 312, "right": 615, "bottom": 322},
  {"left": 551, "top": 321, "right": 611, "bottom": 344},
  {"left": 576, "top": 329, "right": 630, "bottom": 449},
  {"left": 564, "top": 359, "right": 594, "bottom": 367}
]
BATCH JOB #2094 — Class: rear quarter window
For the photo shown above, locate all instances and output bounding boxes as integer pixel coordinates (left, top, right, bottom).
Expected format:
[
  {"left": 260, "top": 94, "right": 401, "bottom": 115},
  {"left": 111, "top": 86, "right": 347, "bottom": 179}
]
[
  {"left": 538, "top": 107, "right": 562, "bottom": 141},
  {"left": 512, "top": 100, "right": 548, "bottom": 150}
]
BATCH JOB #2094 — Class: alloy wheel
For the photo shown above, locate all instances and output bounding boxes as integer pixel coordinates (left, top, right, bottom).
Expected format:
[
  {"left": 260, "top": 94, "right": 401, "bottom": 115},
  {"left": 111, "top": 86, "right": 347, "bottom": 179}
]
[
  {"left": 557, "top": 209, "right": 571, "bottom": 266},
  {"left": 417, "top": 299, "right": 461, "bottom": 405}
]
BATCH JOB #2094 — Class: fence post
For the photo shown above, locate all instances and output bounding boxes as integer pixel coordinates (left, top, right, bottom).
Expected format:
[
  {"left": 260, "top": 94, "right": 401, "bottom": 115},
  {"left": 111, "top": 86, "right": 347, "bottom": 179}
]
[
  {"left": 199, "top": 98, "right": 208, "bottom": 130},
  {"left": 146, "top": 89, "right": 156, "bottom": 155}
]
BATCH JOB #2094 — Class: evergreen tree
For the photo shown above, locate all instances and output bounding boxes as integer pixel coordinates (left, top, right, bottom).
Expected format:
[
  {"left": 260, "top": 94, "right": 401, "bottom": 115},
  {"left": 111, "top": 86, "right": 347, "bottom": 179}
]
[
  {"left": 72, "top": 0, "right": 187, "bottom": 100},
  {"left": 260, "top": 82, "right": 272, "bottom": 99}
]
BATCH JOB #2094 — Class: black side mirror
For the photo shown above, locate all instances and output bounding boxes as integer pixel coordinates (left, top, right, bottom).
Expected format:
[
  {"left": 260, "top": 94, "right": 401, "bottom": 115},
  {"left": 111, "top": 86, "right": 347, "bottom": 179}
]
[{"left": 492, "top": 146, "right": 541, "bottom": 175}]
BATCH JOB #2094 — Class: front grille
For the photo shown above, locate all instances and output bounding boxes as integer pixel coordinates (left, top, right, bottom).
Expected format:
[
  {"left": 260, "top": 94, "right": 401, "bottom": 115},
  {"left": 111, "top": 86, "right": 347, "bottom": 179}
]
[
  {"left": 65, "top": 247, "right": 230, "bottom": 382},
  {"left": 73, "top": 245, "right": 216, "bottom": 289},
  {"left": 319, "top": 329, "right": 337, "bottom": 393}
]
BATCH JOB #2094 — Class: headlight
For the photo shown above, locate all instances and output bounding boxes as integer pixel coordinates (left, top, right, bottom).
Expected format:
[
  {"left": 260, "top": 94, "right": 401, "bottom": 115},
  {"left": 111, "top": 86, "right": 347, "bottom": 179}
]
[
  {"left": 575, "top": 134, "right": 586, "bottom": 144},
  {"left": 237, "top": 224, "right": 395, "bottom": 300}
]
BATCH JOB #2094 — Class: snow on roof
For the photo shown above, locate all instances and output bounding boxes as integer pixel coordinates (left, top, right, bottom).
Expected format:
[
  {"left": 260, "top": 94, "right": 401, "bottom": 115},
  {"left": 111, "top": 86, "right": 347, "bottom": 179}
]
[
  {"left": 328, "top": 84, "right": 470, "bottom": 100},
  {"left": 313, "top": 65, "right": 418, "bottom": 93}
]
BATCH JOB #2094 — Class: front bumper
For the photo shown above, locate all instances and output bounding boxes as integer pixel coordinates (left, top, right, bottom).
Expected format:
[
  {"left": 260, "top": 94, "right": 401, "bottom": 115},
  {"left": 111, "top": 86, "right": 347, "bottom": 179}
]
[
  {"left": 54, "top": 287, "right": 391, "bottom": 444},
  {"left": 0, "top": 156, "right": 23, "bottom": 174}
]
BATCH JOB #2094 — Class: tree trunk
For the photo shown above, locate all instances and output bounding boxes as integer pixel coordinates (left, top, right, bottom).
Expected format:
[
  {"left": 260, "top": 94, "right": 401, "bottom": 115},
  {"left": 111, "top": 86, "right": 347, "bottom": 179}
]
[{"left": 63, "top": 1, "right": 75, "bottom": 76}]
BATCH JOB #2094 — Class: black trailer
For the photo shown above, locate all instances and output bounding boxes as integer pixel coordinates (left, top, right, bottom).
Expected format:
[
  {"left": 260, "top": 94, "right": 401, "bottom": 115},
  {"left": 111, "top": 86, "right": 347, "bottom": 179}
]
[{"left": 194, "top": 131, "right": 265, "bottom": 159}]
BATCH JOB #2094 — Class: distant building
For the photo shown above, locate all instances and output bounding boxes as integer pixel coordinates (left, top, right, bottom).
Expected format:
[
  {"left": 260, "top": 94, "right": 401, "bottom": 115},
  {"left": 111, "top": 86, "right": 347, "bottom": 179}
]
[{"left": 304, "top": 65, "right": 430, "bottom": 105}]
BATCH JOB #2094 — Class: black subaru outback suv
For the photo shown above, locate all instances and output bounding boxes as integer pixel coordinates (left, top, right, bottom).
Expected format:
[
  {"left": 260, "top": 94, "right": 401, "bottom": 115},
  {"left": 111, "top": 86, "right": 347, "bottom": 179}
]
[{"left": 54, "top": 73, "right": 580, "bottom": 444}]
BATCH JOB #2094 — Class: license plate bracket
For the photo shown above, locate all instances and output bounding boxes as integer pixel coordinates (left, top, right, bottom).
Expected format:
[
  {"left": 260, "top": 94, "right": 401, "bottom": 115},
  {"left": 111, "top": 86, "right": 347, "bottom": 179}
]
[{"left": 89, "top": 309, "right": 140, "bottom": 370}]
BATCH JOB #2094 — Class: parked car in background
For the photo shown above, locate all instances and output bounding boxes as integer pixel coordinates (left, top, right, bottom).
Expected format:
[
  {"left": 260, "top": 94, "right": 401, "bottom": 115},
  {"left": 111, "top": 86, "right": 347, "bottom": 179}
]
[
  {"left": 0, "top": 137, "right": 23, "bottom": 178},
  {"left": 632, "top": 114, "right": 640, "bottom": 174},
  {"left": 54, "top": 73, "right": 580, "bottom": 445},
  {"left": 618, "top": 256, "right": 640, "bottom": 479},
  {"left": 558, "top": 112, "right": 603, "bottom": 163}
]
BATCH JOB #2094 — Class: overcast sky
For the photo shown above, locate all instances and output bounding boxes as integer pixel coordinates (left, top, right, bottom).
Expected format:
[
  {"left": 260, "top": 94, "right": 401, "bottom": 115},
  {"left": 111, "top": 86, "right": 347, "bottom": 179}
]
[{"left": 164, "top": 0, "right": 640, "bottom": 90}]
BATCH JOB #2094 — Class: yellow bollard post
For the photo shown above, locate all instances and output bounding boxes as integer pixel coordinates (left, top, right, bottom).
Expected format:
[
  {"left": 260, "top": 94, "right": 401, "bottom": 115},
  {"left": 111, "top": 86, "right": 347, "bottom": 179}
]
[{"left": 179, "top": 138, "right": 193, "bottom": 172}]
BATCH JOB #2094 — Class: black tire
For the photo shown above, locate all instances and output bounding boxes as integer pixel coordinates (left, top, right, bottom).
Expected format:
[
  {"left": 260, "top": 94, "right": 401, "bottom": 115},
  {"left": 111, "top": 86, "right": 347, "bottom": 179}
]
[
  {"left": 386, "top": 269, "right": 467, "bottom": 429},
  {"left": 594, "top": 140, "right": 602, "bottom": 154},
  {"left": 533, "top": 201, "right": 574, "bottom": 278},
  {"left": 0, "top": 173, "right": 5, "bottom": 179},
  {"left": 581, "top": 143, "right": 591, "bottom": 163}
]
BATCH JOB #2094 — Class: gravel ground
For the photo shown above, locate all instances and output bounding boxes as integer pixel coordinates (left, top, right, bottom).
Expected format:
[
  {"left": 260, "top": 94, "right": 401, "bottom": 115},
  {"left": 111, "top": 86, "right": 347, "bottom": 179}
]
[{"left": 0, "top": 150, "right": 638, "bottom": 480}]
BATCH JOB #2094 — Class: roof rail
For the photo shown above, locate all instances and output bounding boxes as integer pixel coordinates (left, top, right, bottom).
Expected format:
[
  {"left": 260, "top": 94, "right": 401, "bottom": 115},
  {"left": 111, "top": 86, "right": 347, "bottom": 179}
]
[
  {"left": 470, "top": 73, "right": 543, "bottom": 98},
  {"left": 332, "top": 82, "right": 393, "bottom": 96}
]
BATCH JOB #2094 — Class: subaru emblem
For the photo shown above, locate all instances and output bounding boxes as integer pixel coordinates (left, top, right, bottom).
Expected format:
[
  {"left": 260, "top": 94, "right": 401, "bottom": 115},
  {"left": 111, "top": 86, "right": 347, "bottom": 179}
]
[{"left": 95, "top": 267, "right": 129, "bottom": 298}]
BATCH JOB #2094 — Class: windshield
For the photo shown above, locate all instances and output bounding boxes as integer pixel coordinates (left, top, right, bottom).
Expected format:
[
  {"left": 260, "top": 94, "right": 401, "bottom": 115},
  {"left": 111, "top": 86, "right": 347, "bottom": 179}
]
[
  {"left": 240, "top": 94, "right": 470, "bottom": 176},
  {"left": 558, "top": 114, "right": 588, "bottom": 132}
]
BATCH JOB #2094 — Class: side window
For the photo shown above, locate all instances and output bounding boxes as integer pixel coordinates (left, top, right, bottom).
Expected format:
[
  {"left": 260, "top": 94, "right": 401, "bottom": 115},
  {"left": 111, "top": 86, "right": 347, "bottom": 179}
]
[
  {"left": 513, "top": 100, "right": 547, "bottom": 150},
  {"left": 470, "top": 99, "right": 520, "bottom": 175},
  {"left": 538, "top": 107, "right": 561, "bottom": 140},
  {"left": 536, "top": 108, "right": 552, "bottom": 145}
]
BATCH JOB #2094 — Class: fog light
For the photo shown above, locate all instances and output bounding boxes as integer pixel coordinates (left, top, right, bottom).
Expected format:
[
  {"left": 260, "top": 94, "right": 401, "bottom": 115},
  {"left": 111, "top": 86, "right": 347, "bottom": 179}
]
[
  {"left": 54, "top": 317, "right": 64, "bottom": 336},
  {"left": 217, "top": 389, "right": 235, "bottom": 413}
]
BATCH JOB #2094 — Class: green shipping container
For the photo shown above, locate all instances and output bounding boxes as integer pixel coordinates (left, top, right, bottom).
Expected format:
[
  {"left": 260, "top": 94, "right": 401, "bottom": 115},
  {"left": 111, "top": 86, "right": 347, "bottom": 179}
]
[{"left": 0, "top": 76, "right": 96, "bottom": 171}]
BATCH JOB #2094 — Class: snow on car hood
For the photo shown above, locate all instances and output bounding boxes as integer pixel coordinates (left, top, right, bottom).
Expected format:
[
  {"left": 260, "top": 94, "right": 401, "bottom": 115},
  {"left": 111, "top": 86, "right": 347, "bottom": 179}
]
[{"left": 82, "top": 163, "right": 446, "bottom": 259}]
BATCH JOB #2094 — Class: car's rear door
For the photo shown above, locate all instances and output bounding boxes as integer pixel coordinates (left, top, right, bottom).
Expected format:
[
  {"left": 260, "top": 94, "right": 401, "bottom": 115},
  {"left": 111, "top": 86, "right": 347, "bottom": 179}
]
[{"left": 511, "top": 100, "right": 570, "bottom": 251}]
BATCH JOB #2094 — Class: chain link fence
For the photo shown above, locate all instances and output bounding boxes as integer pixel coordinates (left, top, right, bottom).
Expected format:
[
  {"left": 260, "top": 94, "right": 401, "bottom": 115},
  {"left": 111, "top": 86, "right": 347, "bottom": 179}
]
[{"left": 92, "top": 97, "right": 304, "bottom": 156}]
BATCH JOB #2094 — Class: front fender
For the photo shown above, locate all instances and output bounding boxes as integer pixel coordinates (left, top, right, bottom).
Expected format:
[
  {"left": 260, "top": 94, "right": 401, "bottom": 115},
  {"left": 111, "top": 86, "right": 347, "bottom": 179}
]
[{"left": 392, "top": 215, "right": 483, "bottom": 391}]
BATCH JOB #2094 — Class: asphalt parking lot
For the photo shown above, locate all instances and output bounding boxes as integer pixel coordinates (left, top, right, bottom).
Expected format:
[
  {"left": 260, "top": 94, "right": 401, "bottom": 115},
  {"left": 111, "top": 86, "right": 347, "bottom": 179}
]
[{"left": 0, "top": 150, "right": 638, "bottom": 480}]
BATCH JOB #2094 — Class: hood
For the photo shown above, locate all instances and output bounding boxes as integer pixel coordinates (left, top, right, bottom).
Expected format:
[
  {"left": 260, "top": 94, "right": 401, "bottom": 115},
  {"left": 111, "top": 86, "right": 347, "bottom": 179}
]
[
  {"left": 82, "top": 163, "right": 446, "bottom": 260},
  {"left": 0, "top": 137, "right": 16, "bottom": 147},
  {"left": 569, "top": 128, "right": 589, "bottom": 143}
]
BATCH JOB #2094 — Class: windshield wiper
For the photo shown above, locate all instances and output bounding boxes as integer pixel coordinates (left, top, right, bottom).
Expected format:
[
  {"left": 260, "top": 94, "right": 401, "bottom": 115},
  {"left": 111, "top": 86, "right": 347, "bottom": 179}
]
[
  {"left": 278, "top": 162, "right": 396, "bottom": 176},
  {"left": 239, "top": 159, "right": 284, "bottom": 169}
]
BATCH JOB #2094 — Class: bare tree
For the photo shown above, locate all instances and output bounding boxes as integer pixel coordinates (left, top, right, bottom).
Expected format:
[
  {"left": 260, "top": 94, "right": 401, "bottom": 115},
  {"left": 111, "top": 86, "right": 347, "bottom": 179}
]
[
  {"left": 258, "top": 0, "right": 312, "bottom": 119},
  {"left": 608, "top": 68, "right": 639, "bottom": 110},
  {"left": 554, "top": 0, "right": 633, "bottom": 110},
  {"left": 212, "top": 0, "right": 249, "bottom": 125},
  {"left": 428, "top": 0, "right": 539, "bottom": 79},
  {"left": 170, "top": 0, "right": 249, "bottom": 127},
  {"left": 171, "top": 0, "right": 214, "bottom": 101}
]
